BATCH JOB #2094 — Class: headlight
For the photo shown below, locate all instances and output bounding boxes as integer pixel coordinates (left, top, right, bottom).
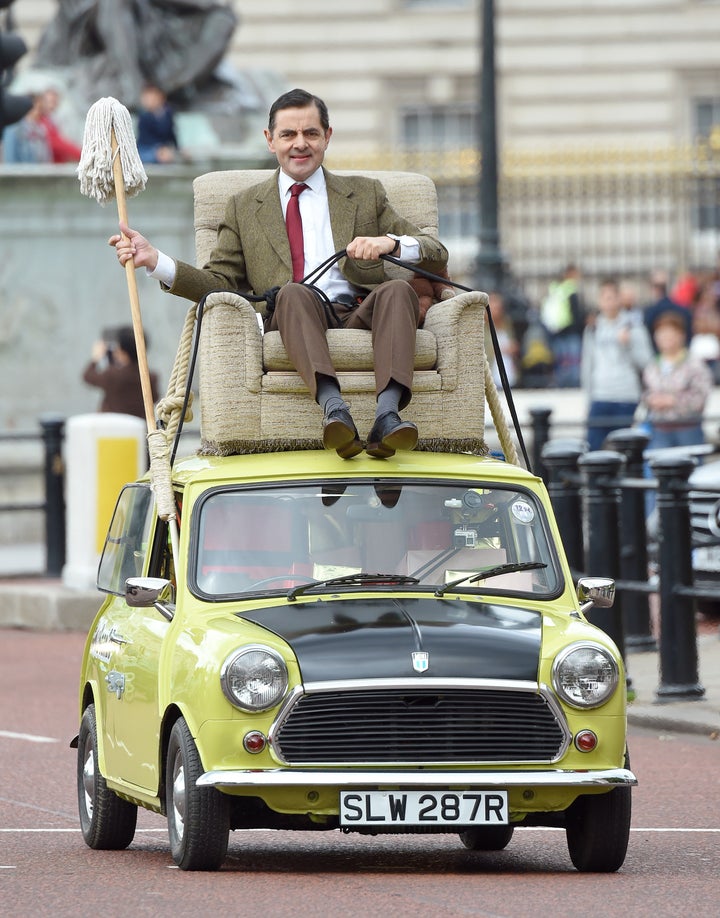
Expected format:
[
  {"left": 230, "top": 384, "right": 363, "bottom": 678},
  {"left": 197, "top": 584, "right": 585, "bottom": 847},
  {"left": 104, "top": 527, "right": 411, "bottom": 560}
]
[
  {"left": 552, "top": 642, "right": 619, "bottom": 709},
  {"left": 220, "top": 645, "right": 288, "bottom": 712}
]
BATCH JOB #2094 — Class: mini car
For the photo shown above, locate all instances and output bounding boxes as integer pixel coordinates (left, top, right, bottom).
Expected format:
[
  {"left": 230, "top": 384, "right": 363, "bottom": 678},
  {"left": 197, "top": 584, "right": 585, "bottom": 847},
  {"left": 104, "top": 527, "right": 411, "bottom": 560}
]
[{"left": 74, "top": 449, "right": 636, "bottom": 872}]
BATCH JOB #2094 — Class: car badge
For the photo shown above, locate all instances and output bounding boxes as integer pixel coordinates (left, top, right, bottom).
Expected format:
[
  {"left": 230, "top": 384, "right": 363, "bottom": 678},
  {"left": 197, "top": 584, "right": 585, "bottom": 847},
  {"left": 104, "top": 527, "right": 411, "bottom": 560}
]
[{"left": 412, "top": 651, "right": 429, "bottom": 673}]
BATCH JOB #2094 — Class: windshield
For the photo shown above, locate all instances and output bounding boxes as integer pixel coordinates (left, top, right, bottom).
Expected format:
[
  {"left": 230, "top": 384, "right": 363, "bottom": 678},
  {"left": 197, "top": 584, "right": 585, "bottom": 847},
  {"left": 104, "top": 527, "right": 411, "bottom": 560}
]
[{"left": 191, "top": 480, "right": 561, "bottom": 599}]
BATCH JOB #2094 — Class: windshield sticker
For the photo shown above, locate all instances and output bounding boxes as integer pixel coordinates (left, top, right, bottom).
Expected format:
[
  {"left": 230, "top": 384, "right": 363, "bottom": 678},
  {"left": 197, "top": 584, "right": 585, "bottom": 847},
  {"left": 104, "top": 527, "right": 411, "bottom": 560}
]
[{"left": 511, "top": 500, "right": 535, "bottom": 524}]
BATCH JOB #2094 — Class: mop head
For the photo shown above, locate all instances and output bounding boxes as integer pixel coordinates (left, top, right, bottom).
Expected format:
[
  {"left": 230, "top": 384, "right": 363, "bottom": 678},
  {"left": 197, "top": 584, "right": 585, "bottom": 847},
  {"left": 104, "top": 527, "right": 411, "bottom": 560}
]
[{"left": 77, "top": 97, "right": 147, "bottom": 205}]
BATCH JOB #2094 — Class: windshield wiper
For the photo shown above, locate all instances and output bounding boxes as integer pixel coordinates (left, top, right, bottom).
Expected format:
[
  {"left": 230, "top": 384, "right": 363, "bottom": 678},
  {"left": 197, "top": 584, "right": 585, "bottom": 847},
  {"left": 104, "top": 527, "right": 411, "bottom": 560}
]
[
  {"left": 287, "top": 573, "right": 420, "bottom": 602},
  {"left": 434, "top": 561, "right": 548, "bottom": 597}
]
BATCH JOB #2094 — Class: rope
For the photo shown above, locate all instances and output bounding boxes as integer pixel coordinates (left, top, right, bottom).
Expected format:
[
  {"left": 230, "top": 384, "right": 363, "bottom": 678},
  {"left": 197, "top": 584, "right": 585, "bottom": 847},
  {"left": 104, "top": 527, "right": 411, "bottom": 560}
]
[
  {"left": 156, "top": 304, "right": 197, "bottom": 444},
  {"left": 77, "top": 97, "right": 147, "bottom": 204},
  {"left": 484, "top": 361, "right": 519, "bottom": 466}
]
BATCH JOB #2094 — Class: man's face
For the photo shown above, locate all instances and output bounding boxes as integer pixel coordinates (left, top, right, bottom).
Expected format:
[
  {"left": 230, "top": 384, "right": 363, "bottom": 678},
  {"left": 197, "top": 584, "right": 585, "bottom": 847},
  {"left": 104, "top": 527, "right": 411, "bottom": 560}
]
[{"left": 264, "top": 104, "right": 332, "bottom": 182}]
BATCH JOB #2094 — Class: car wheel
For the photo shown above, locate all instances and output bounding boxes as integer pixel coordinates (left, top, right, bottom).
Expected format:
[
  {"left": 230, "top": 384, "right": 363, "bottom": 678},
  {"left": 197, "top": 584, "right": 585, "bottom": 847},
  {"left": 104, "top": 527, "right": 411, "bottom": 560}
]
[
  {"left": 565, "top": 786, "right": 632, "bottom": 872},
  {"left": 77, "top": 703, "right": 137, "bottom": 849},
  {"left": 459, "top": 825, "right": 515, "bottom": 851},
  {"left": 166, "top": 717, "right": 229, "bottom": 871}
]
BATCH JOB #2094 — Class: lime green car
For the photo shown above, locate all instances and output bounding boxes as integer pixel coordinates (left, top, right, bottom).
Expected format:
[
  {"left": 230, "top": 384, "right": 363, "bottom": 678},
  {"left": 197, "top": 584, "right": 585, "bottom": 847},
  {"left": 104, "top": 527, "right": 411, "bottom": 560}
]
[{"left": 74, "top": 449, "right": 636, "bottom": 871}]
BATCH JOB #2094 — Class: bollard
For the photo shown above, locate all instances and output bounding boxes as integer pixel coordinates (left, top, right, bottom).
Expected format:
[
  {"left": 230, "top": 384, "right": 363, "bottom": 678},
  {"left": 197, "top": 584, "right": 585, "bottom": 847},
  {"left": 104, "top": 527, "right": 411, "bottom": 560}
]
[
  {"left": 578, "top": 450, "right": 626, "bottom": 659},
  {"left": 40, "top": 414, "right": 66, "bottom": 578},
  {"left": 529, "top": 407, "right": 552, "bottom": 480},
  {"left": 650, "top": 455, "right": 705, "bottom": 702},
  {"left": 604, "top": 428, "right": 656, "bottom": 652},
  {"left": 541, "top": 438, "right": 585, "bottom": 575}
]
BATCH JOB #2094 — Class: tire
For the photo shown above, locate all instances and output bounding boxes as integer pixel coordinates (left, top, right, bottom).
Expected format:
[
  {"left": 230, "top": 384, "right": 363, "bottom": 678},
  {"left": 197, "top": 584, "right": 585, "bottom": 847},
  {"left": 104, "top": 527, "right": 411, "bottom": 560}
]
[
  {"left": 565, "top": 786, "right": 632, "bottom": 872},
  {"left": 166, "top": 717, "right": 229, "bottom": 871},
  {"left": 459, "top": 825, "right": 515, "bottom": 851},
  {"left": 77, "top": 703, "right": 137, "bottom": 850}
]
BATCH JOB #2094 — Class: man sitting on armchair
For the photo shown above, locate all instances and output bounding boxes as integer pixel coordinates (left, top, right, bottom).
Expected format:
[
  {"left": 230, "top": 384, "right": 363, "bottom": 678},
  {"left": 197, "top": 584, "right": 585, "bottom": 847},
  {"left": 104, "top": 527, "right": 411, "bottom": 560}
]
[{"left": 111, "top": 88, "right": 449, "bottom": 459}]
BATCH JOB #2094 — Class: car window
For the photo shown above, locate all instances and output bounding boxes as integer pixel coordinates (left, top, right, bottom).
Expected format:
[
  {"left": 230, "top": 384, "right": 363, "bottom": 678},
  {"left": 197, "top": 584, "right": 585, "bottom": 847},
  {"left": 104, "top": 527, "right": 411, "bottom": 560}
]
[
  {"left": 97, "top": 484, "right": 155, "bottom": 594},
  {"left": 191, "top": 480, "right": 561, "bottom": 599}
]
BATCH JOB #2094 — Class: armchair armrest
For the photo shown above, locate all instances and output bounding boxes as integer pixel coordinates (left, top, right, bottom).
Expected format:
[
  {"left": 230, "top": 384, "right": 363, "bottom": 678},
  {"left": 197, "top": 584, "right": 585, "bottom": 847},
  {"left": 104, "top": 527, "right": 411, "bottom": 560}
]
[{"left": 423, "top": 290, "right": 488, "bottom": 390}]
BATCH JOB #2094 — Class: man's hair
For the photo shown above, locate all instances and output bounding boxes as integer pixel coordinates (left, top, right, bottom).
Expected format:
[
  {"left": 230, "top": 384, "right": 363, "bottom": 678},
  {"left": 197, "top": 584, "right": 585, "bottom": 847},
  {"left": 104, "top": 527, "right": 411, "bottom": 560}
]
[{"left": 267, "top": 88, "right": 330, "bottom": 133}]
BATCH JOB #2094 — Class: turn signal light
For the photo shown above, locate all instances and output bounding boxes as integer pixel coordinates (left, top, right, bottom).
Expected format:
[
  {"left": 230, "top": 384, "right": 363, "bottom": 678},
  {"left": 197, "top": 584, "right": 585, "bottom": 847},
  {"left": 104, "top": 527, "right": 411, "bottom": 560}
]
[
  {"left": 243, "top": 731, "right": 267, "bottom": 753},
  {"left": 574, "top": 730, "right": 598, "bottom": 752}
]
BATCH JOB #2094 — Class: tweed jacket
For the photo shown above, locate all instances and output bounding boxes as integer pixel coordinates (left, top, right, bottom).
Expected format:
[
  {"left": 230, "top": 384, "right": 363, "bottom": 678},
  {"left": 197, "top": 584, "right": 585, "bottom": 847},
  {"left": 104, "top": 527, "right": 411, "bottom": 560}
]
[{"left": 168, "top": 167, "right": 449, "bottom": 304}]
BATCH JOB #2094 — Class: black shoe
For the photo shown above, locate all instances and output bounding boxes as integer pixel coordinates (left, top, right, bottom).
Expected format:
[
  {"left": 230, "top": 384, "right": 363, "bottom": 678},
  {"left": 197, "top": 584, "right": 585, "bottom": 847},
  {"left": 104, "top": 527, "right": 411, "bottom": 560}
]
[
  {"left": 322, "top": 407, "right": 363, "bottom": 459},
  {"left": 366, "top": 411, "right": 418, "bottom": 459}
]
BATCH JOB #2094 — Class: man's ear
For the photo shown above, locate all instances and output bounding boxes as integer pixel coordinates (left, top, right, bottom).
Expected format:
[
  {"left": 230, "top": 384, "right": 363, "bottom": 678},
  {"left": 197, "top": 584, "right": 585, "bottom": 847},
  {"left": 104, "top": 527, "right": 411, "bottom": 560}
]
[{"left": 264, "top": 129, "right": 274, "bottom": 152}]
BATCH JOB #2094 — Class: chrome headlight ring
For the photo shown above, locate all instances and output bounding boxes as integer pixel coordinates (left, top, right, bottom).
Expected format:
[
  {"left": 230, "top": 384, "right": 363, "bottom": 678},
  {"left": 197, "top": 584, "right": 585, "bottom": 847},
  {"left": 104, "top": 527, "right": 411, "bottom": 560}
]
[
  {"left": 220, "top": 644, "right": 289, "bottom": 712},
  {"left": 552, "top": 642, "right": 620, "bottom": 709}
]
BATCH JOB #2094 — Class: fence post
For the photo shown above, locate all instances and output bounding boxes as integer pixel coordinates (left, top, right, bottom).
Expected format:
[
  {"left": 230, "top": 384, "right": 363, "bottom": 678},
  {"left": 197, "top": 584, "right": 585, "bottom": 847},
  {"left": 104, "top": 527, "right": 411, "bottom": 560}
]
[
  {"left": 650, "top": 455, "right": 705, "bottom": 703},
  {"left": 529, "top": 407, "right": 552, "bottom": 479},
  {"left": 541, "top": 439, "right": 585, "bottom": 575},
  {"left": 40, "top": 414, "right": 66, "bottom": 578},
  {"left": 604, "top": 428, "right": 656, "bottom": 652},
  {"left": 578, "top": 450, "right": 626, "bottom": 659}
]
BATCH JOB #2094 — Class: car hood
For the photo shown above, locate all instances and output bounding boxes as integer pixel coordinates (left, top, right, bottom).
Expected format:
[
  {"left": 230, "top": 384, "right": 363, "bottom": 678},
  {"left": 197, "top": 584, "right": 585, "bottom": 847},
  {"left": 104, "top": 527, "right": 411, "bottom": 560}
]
[{"left": 239, "top": 597, "right": 542, "bottom": 682}]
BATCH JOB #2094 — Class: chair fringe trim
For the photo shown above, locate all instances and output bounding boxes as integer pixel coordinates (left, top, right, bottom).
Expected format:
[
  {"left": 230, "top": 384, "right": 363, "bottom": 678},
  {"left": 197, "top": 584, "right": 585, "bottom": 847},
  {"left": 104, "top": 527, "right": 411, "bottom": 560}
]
[{"left": 198, "top": 437, "right": 488, "bottom": 458}]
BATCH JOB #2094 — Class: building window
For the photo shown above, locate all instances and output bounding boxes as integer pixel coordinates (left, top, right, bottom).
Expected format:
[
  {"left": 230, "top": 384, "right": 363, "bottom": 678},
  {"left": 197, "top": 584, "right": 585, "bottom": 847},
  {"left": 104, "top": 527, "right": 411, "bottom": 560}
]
[
  {"left": 401, "top": 104, "right": 476, "bottom": 151},
  {"left": 693, "top": 98, "right": 720, "bottom": 232}
]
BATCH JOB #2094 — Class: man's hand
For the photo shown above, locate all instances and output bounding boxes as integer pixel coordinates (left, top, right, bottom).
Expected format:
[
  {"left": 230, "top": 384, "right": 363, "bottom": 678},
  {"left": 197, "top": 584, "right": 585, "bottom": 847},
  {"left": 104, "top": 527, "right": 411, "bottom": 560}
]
[
  {"left": 346, "top": 235, "right": 397, "bottom": 262},
  {"left": 109, "top": 221, "right": 159, "bottom": 271}
]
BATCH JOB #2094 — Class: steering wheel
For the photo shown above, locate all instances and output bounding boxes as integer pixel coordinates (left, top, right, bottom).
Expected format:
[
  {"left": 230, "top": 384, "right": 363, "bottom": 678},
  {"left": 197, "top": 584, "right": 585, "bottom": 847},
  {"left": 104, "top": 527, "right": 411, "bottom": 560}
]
[{"left": 248, "top": 574, "right": 317, "bottom": 590}]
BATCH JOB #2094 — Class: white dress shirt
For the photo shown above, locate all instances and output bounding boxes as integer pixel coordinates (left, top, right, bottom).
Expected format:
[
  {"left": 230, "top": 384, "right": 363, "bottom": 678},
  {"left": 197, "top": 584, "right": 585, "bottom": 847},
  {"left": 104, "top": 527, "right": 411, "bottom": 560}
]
[{"left": 150, "top": 167, "right": 420, "bottom": 298}]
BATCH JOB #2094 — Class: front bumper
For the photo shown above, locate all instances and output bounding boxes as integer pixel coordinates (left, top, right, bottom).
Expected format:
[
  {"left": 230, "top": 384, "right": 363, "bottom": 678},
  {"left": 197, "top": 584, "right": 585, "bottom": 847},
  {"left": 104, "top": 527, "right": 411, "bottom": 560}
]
[{"left": 197, "top": 767, "right": 637, "bottom": 789}]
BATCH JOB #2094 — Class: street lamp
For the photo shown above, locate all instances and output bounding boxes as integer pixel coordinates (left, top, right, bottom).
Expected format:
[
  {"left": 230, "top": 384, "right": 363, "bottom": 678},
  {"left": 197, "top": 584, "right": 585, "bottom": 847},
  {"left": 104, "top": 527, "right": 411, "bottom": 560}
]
[{"left": 474, "top": 0, "right": 504, "bottom": 293}]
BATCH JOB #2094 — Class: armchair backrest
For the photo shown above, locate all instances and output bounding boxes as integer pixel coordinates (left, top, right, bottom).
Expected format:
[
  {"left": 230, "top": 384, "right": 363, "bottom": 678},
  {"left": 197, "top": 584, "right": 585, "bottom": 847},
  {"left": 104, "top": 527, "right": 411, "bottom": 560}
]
[{"left": 192, "top": 170, "right": 439, "bottom": 267}]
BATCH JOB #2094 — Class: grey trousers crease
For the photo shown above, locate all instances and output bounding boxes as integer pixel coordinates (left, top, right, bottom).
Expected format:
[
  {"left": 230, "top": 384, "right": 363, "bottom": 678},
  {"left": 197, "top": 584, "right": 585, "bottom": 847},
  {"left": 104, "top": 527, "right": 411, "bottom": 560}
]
[{"left": 266, "top": 279, "right": 420, "bottom": 410}]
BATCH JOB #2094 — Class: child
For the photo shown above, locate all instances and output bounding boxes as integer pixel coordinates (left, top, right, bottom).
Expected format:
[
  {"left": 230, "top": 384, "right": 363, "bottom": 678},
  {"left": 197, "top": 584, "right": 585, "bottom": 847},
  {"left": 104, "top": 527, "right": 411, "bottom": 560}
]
[{"left": 136, "top": 84, "right": 181, "bottom": 164}]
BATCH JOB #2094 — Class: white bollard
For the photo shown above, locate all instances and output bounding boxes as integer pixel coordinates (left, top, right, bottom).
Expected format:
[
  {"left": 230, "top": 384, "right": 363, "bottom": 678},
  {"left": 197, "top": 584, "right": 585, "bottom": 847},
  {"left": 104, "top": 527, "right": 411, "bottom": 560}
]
[{"left": 63, "top": 413, "right": 147, "bottom": 590}]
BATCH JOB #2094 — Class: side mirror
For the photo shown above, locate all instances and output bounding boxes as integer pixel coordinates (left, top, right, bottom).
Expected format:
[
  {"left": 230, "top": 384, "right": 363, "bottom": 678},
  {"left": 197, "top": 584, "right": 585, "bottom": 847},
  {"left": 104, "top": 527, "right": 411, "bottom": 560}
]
[
  {"left": 126, "top": 577, "right": 175, "bottom": 621},
  {"left": 577, "top": 577, "right": 615, "bottom": 613}
]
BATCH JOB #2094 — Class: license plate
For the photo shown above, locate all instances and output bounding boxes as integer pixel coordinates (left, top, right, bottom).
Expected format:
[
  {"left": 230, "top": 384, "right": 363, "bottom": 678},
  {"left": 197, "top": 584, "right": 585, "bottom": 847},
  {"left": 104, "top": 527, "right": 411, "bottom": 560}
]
[
  {"left": 339, "top": 790, "right": 508, "bottom": 826},
  {"left": 693, "top": 545, "right": 720, "bottom": 572}
]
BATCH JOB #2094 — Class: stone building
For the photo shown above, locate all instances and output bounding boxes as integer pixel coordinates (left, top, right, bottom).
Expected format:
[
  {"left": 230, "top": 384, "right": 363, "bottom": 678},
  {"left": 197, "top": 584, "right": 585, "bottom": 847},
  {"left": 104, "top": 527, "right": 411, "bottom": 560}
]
[{"left": 9, "top": 0, "right": 720, "bottom": 292}]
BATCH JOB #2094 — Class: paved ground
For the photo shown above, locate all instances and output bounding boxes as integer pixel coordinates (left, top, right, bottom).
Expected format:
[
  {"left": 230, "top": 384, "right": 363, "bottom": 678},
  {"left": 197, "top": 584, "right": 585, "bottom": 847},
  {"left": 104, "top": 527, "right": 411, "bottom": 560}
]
[{"left": 1, "top": 538, "right": 718, "bottom": 739}]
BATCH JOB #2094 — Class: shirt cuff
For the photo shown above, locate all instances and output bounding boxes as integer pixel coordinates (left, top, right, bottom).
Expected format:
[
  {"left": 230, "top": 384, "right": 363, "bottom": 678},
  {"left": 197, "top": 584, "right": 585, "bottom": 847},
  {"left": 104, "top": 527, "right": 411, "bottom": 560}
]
[
  {"left": 399, "top": 237, "right": 420, "bottom": 262},
  {"left": 148, "top": 250, "right": 176, "bottom": 287}
]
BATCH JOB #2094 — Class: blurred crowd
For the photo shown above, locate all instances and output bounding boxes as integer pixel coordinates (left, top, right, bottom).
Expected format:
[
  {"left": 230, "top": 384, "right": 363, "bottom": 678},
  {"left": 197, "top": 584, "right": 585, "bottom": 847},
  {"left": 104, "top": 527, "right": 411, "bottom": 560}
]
[
  {"left": 485, "top": 263, "right": 720, "bottom": 454},
  {"left": 1, "top": 83, "right": 185, "bottom": 165}
]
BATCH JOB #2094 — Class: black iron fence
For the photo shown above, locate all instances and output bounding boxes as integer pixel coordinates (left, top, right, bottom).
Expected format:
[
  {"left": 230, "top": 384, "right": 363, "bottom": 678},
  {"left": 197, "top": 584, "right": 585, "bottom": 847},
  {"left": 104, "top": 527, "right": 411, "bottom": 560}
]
[
  {"left": 540, "top": 424, "right": 718, "bottom": 704},
  {"left": 0, "top": 416, "right": 65, "bottom": 577}
]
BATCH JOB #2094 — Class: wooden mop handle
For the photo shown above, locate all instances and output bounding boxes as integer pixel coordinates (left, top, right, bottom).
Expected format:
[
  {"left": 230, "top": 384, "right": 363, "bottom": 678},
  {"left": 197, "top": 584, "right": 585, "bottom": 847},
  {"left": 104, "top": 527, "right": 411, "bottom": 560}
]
[{"left": 111, "top": 127, "right": 157, "bottom": 433}]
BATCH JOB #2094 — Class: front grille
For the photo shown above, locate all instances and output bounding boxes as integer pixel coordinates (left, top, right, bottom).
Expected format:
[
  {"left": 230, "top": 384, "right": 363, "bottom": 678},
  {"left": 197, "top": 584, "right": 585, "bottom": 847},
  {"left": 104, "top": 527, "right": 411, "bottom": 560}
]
[{"left": 272, "top": 687, "right": 567, "bottom": 765}]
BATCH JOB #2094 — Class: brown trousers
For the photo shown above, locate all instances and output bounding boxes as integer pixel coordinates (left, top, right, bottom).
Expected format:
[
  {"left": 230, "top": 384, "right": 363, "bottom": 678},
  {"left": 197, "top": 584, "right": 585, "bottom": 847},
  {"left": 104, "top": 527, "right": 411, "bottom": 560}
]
[{"left": 266, "top": 279, "right": 420, "bottom": 410}]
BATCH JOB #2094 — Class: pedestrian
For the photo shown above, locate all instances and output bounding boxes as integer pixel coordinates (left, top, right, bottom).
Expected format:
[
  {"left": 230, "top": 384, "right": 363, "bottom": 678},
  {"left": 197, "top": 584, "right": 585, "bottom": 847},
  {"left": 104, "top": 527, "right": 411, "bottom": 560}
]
[
  {"left": 1, "top": 94, "right": 52, "bottom": 163},
  {"left": 136, "top": 84, "right": 183, "bottom": 164},
  {"left": 539, "top": 263, "right": 585, "bottom": 387},
  {"left": 110, "top": 87, "right": 449, "bottom": 459},
  {"left": 642, "top": 269, "right": 692, "bottom": 347},
  {"left": 82, "top": 326, "right": 160, "bottom": 419},
  {"left": 641, "top": 310, "right": 713, "bottom": 451},
  {"left": 37, "top": 87, "right": 82, "bottom": 163},
  {"left": 581, "top": 278, "right": 654, "bottom": 451}
]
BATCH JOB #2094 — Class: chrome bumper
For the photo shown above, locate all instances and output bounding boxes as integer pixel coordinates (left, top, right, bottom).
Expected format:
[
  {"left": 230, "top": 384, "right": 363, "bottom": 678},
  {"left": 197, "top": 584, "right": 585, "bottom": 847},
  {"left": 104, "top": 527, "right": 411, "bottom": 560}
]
[{"left": 197, "top": 767, "right": 637, "bottom": 789}]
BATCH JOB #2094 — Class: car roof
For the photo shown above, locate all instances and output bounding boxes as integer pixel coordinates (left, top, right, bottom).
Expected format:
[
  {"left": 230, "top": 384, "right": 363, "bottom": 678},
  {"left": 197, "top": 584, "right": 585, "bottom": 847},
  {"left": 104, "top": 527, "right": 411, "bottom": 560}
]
[{"left": 169, "top": 450, "right": 540, "bottom": 490}]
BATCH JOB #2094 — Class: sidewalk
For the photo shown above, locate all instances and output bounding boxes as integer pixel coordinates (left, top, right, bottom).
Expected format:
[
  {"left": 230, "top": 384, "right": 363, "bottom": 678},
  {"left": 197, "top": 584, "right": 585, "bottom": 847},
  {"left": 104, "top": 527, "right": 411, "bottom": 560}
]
[{"left": 0, "top": 544, "right": 718, "bottom": 737}]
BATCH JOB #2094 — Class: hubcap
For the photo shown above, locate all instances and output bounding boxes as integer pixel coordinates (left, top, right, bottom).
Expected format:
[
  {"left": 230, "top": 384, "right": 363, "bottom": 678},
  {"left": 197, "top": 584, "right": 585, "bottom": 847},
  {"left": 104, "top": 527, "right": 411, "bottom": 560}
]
[
  {"left": 82, "top": 745, "right": 95, "bottom": 818},
  {"left": 171, "top": 756, "right": 186, "bottom": 841}
]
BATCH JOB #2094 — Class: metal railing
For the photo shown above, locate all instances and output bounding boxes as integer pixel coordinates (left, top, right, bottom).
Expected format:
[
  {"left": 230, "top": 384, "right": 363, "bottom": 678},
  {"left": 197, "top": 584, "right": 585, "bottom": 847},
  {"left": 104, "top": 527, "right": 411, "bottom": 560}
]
[
  {"left": 0, "top": 416, "right": 65, "bottom": 577},
  {"left": 540, "top": 425, "right": 718, "bottom": 704}
]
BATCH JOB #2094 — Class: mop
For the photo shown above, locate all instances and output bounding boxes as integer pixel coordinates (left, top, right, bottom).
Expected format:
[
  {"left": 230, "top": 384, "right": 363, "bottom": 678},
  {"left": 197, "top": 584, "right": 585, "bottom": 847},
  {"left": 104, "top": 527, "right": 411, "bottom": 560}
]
[{"left": 77, "top": 97, "right": 180, "bottom": 559}]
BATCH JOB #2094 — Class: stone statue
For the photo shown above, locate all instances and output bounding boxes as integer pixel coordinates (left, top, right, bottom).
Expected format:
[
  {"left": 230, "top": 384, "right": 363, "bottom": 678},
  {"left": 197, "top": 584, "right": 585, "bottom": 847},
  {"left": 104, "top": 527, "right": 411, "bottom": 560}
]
[{"left": 35, "top": 0, "right": 238, "bottom": 109}]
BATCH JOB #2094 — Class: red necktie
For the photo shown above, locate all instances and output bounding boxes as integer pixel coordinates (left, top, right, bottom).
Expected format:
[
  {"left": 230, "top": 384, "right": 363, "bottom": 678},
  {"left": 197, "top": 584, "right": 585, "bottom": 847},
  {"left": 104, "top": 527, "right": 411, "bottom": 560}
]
[{"left": 286, "top": 182, "right": 308, "bottom": 282}]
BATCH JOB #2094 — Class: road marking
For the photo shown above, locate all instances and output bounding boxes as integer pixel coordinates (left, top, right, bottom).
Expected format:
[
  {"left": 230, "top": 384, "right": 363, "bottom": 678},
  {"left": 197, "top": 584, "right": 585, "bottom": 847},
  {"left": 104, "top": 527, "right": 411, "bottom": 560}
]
[
  {"left": 0, "top": 730, "right": 58, "bottom": 744},
  {"left": 0, "top": 826, "right": 718, "bottom": 833}
]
